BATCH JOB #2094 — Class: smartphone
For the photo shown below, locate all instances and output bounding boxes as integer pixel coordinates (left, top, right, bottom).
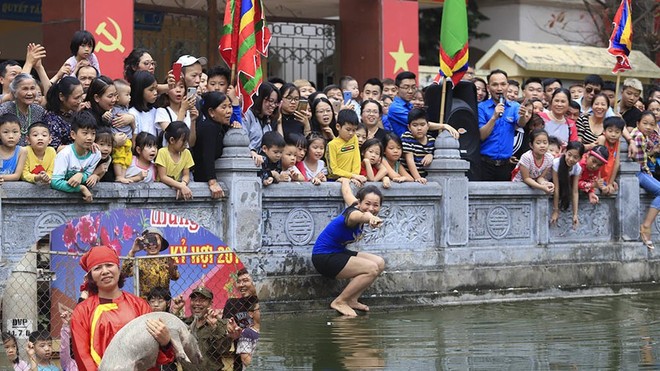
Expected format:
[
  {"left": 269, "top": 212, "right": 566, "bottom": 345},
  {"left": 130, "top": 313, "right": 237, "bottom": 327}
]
[
  {"left": 330, "top": 98, "right": 341, "bottom": 113},
  {"left": 297, "top": 99, "right": 309, "bottom": 112},
  {"left": 172, "top": 62, "right": 182, "bottom": 83},
  {"left": 343, "top": 91, "right": 352, "bottom": 104},
  {"left": 186, "top": 87, "right": 197, "bottom": 98}
]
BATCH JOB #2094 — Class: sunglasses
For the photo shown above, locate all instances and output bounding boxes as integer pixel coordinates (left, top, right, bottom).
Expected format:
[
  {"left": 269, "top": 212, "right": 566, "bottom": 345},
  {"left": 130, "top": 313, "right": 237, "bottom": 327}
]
[{"left": 585, "top": 87, "right": 601, "bottom": 94}]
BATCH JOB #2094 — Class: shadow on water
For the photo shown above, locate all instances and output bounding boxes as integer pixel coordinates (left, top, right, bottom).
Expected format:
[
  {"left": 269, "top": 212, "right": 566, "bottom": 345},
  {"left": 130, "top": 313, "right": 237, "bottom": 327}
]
[{"left": 253, "top": 290, "right": 660, "bottom": 370}]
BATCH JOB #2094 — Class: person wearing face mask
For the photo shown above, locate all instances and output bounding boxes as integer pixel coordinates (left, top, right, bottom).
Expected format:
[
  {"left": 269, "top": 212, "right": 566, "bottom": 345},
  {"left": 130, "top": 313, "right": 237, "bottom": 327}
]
[{"left": 121, "top": 227, "right": 180, "bottom": 299}]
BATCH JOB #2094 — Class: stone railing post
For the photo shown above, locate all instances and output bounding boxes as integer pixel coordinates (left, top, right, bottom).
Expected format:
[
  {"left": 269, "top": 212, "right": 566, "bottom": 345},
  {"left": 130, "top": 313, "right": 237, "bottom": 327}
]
[
  {"left": 426, "top": 131, "right": 471, "bottom": 247},
  {"left": 216, "top": 129, "right": 263, "bottom": 258},
  {"left": 616, "top": 137, "right": 640, "bottom": 241}
]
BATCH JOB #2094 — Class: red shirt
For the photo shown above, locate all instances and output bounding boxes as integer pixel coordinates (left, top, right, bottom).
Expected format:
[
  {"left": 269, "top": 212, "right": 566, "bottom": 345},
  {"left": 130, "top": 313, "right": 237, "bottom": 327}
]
[{"left": 70, "top": 291, "right": 174, "bottom": 371}]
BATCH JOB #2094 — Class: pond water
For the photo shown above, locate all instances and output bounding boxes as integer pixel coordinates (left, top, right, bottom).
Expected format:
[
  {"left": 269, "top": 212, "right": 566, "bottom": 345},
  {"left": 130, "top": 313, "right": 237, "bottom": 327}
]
[{"left": 253, "top": 290, "right": 660, "bottom": 370}]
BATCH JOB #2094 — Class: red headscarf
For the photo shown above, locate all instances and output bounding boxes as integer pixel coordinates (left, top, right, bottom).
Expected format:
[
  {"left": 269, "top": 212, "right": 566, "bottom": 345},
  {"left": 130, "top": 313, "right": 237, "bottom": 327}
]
[{"left": 79, "top": 245, "right": 119, "bottom": 272}]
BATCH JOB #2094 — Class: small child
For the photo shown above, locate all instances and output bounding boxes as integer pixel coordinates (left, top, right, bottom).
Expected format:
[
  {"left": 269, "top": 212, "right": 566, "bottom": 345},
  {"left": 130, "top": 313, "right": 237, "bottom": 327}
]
[
  {"left": 126, "top": 132, "right": 158, "bottom": 183},
  {"left": 258, "top": 131, "right": 285, "bottom": 186},
  {"left": 236, "top": 302, "right": 260, "bottom": 368},
  {"left": 26, "top": 330, "right": 58, "bottom": 371},
  {"left": 382, "top": 132, "right": 413, "bottom": 182},
  {"left": 355, "top": 123, "right": 367, "bottom": 147},
  {"left": 2, "top": 332, "right": 29, "bottom": 371},
  {"left": 382, "top": 78, "right": 398, "bottom": 98},
  {"left": 595, "top": 116, "right": 624, "bottom": 195},
  {"left": 360, "top": 138, "right": 391, "bottom": 188},
  {"left": 107, "top": 79, "right": 134, "bottom": 183},
  {"left": 155, "top": 121, "right": 194, "bottom": 200},
  {"left": 280, "top": 135, "right": 305, "bottom": 182},
  {"left": 59, "top": 311, "right": 77, "bottom": 371},
  {"left": 339, "top": 75, "right": 361, "bottom": 116},
  {"left": 402, "top": 108, "right": 435, "bottom": 184},
  {"left": 547, "top": 136, "right": 562, "bottom": 158},
  {"left": 577, "top": 145, "right": 609, "bottom": 204},
  {"left": 289, "top": 132, "right": 307, "bottom": 164},
  {"left": 551, "top": 141, "right": 586, "bottom": 228},
  {"left": 87, "top": 127, "right": 114, "bottom": 186},
  {"left": 0, "top": 113, "right": 28, "bottom": 182},
  {"left": 511, "top": 129, "right": 555, "bottom": 194},
  {"left": 21, "top": 122, "right": 55, "bottom": 184},
  {"left": 326, "top": 109, "right": 366, "bottom": 185},
  {"left": 146, "top": 287, "right": 172, "bottom": 312},
  {"left": 65, "top": 30, "right": 101, "bottom": 76},
  {"left": 297, "top": 132, "right": 327, "bottom": 185},
  {"left": 51, "top": 111, "right": 101, "bottom": 202}
]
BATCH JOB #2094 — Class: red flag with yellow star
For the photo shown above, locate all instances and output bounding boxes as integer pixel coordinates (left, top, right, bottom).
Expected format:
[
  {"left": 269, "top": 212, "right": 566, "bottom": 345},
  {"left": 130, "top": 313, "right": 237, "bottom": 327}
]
[{"left": 381, "top": 0, "right": 419, "bottom": 78}]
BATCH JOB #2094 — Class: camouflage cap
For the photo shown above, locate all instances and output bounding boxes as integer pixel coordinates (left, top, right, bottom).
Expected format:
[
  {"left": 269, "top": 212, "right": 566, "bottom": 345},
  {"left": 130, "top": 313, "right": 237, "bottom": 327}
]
[{"left": 189, "top": 286, "right": 213, "bottom": 300}]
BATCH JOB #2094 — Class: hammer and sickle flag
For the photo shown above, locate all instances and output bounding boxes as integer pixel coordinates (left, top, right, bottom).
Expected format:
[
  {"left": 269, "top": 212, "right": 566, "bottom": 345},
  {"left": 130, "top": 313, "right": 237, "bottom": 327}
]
[{"left": 84, "top": 0, "right": 134, "bottom": 79}]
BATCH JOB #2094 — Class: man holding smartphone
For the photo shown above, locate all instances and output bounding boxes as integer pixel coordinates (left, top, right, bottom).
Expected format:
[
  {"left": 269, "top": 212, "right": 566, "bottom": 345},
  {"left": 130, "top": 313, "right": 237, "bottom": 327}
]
[{"left": 174, "top": 55, "right": 207, "bottom": 91}]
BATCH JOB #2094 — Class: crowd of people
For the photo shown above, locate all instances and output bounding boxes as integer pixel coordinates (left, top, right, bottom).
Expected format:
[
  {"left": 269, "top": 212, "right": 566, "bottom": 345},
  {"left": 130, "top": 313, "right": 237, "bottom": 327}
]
[{"left": 1, "top": 25, "right": 660, "bottom": 367}]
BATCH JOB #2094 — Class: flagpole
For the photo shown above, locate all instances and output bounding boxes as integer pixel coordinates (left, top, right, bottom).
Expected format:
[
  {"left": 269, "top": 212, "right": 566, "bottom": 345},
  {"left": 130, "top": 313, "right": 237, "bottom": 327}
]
[
  {"left": 439, "top": 77, "right": 448, "bottom": 125},
  {"left": 614, "top": 73, "right": 621, "bottom": 115}
]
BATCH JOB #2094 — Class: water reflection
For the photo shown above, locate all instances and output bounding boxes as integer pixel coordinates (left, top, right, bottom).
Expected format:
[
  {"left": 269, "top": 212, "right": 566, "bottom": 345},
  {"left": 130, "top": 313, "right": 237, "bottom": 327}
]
[{"left": 254, "top": 292, "right": 660, "bottom": 370}]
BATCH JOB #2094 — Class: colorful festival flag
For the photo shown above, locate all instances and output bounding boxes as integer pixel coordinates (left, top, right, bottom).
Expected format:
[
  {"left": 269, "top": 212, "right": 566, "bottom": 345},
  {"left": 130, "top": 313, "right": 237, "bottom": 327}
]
[
  {"left": 607, "top": 0, "right": 633, "bottom": 73},
  {"left": 436, "top": 0, "right": 469, "bottom": 86},
  {"left": 219, "top": 0, "right": 272, "bottom": 113}
]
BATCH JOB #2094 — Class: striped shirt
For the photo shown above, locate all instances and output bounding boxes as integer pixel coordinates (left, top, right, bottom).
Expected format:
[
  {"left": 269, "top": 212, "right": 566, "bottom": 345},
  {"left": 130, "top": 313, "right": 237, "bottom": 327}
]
[
  {"left": 401, "top": 131, "right": 435, "bottom": 177},
  {"left": 576, "top": 114, "right": 601, "bottom": 146}
]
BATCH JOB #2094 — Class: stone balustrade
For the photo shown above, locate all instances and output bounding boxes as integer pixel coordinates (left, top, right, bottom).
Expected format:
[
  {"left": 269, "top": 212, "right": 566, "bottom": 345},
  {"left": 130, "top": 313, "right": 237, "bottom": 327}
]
[{"left": 0, "top": 129, "right": 658, "bottom": 311}]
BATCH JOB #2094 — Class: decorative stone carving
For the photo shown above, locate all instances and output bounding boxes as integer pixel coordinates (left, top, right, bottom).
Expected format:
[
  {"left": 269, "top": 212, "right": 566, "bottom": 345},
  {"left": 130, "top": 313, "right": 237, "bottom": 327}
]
[
  {"left": 34, "top": 212, "right": 67, "bottom": 241},
  {"left": 355, "top": 204, "right": 434, "bottom": 247},
  {"left": 284, "top": 208, "right": 315, "bottom": 246},
  {"left": 486, "top": 206, "right": 510, "bottom": 239},
  {"left": 469, "top": 203, "right": 532, "bottom": 242},
  {"left": 549, "top": 201, "right": 612, "bottom": 241}
]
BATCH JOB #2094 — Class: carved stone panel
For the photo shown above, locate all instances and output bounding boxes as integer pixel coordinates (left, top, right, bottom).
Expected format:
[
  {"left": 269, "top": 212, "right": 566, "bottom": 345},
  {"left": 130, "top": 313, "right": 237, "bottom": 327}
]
[
  {"left": 352, "top": 203, "right": 435, "bottom": 249},
  {"left": 469, "top": 202, "right": 532, "bottom": 245},
  {"left": 549, "top": 200, "right": 613, "bottom": 242},
  {"left": 262, "top": 203, "right": 340, "bottom": 248}
]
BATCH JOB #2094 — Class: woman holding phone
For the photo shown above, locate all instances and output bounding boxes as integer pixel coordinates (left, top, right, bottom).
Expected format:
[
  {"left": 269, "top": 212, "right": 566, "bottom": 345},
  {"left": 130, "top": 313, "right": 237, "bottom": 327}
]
[{"left": 277, "top": 83, "right": 311, "bottom": 138}]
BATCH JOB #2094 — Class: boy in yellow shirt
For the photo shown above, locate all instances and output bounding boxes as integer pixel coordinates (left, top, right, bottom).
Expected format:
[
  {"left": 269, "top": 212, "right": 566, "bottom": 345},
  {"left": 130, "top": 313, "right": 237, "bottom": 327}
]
[
  {"left": 22, "top": 122, "right": 56, "bottom": 184},
  {"left": 326, "top": 109, "right": 366, "bottom": 185}
]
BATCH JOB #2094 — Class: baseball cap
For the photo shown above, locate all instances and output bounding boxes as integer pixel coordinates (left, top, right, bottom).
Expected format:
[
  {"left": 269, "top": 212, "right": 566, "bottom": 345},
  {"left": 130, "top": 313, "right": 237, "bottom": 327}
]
[
  {"left": 190, "top": 286, "right": 213, "bottom": 300},
  {"left": 175, "top": 55, "right": 208, "bottom": 67},
  {"left": 142, "top": 227, "right": 169, "bottom": 252}
]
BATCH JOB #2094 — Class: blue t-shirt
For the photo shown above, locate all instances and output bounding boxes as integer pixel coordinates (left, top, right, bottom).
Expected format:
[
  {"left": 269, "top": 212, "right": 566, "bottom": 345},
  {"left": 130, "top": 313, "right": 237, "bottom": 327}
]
[
  {"left": 478, "top": 98, "right": 520, "bottom": 160},
  {"left": 312, "top": 205, "right": 363, "bottom": 255},
  {"left": 0, "top": 146, "right": 20, "bottom": 175},
  {"left": 38, "top": 365, "right": 60, "bottom": 371}
]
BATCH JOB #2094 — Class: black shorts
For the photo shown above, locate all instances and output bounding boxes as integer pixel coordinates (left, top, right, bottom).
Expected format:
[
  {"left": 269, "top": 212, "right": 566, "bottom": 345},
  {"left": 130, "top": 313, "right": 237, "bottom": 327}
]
[{"left": 312, "top": 250, "right": 358, "bottom": 278}]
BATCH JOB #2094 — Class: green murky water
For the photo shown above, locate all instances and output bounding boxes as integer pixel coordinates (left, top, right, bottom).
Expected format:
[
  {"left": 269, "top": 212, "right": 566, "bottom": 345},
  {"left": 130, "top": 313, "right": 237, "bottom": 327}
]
[{"left": 253, "top": 291, "right": 660, "bottom": 370}]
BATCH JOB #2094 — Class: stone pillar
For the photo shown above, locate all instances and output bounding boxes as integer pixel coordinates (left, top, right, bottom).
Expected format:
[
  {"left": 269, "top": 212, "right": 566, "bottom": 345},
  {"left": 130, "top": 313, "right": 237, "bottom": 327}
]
[
  {"left": 426, "top": 131, "right": 471, "bottom": 247},
  {"left": 216, "top": 129, "right": 263, "bottom": 270},
  {"left": 1, "top": 247, "right": 37, "bottom": 353},
  {"left": 617, "top": 138, "right": 640, "bottom": 241}
]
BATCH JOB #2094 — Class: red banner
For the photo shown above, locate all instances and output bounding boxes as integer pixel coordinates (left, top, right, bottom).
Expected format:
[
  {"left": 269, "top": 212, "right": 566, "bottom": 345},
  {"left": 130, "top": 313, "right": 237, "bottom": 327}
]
[
  {"left": 381, "top": 0, "right": 419, "bottom": 79},
  {"left": 83, "top": 0, "right": 134, "bottom": 79}
]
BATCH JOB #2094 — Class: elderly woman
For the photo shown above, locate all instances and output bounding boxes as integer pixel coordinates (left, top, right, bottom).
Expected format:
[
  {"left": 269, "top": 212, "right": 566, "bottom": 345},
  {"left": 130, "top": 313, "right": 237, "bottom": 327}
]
[
  {"left": 0, "top": 73, "right": 46, "bottom": 146},
  {"left": 70, "top": 245, "right": 175, "bottom": 370}
]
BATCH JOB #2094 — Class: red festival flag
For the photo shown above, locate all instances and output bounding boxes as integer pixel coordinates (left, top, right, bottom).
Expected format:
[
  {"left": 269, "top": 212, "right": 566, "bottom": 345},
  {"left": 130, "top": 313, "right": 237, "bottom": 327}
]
[
  {"left": 219, "top": 0, "right": 272, "bottom": 113},
  {"left": 434, "top": 0, "right": 469, "bottom": 87},
  {"left": 607, "top": 0, "right": 633, "bottom": 73}
]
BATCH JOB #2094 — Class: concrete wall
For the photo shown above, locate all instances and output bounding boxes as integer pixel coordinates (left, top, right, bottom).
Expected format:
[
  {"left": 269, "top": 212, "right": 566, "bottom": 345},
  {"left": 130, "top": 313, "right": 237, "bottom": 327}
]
[{"left": 0, "top": 129, "right": 658, "bottom": 312}]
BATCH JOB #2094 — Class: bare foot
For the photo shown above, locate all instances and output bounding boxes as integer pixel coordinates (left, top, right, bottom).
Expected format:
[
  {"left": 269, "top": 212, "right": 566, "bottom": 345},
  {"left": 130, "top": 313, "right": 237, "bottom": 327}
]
[
  {"left": 80, "top": 185, "right": 93, "bottom": 202},
  {"left": 348, "top": 301, "right": 370, "bottom": 312},
  {"left": 330, "top": 299, "right": 357, "bottom": 317}
]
